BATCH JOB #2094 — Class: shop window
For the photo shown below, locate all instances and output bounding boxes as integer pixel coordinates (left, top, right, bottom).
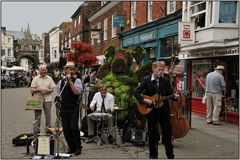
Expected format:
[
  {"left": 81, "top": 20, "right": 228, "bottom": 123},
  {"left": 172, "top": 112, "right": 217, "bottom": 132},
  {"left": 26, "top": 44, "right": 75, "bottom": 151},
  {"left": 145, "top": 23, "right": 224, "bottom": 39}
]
[
  {"left": 219, "top": 2, "right": 237, "bottom": 23},
  {"left": 161, "top": 35, "right": 178, "bottom": 57},
  {"left": 191, "top": 60, "right": 211, "bottom": 97},
  {"left": 226, "top": 58, "right": 239, "bottom": 112},
  {"left": 149, "top": 47, "right": 156, "bottom": 59}
]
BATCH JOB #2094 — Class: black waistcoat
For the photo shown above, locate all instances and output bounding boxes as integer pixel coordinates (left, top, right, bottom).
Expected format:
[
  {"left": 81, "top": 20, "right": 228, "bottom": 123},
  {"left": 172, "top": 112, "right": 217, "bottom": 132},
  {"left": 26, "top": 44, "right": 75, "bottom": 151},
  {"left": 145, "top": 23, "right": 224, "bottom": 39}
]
[{"left": 61, "top": 78, "right": 79, "bottom": 107}]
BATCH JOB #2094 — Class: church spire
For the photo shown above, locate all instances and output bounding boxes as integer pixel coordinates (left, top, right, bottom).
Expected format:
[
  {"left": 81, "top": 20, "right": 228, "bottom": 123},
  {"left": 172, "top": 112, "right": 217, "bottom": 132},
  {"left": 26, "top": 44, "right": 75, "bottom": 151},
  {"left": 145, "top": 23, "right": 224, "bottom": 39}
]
[{"left": 26, "top": 22, "right": 32, "bottom": 39}]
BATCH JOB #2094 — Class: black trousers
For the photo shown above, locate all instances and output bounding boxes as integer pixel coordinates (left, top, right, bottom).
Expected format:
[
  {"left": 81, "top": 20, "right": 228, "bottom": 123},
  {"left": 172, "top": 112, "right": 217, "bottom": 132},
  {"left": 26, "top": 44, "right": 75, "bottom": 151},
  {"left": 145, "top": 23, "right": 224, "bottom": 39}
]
[
  {"left": 147, "top": 107, "right": 174, "bottom": 159},
  {"left": 60, "top": 107, "right": 81, "bottom": 152}
]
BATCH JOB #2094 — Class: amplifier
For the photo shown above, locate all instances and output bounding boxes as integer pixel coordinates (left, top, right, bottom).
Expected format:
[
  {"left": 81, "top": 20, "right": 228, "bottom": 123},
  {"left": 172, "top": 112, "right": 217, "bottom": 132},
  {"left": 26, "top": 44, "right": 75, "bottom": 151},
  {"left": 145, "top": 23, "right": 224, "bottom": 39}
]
[{"left": 131, "top": 129, "right": 147, "bottom": 144}]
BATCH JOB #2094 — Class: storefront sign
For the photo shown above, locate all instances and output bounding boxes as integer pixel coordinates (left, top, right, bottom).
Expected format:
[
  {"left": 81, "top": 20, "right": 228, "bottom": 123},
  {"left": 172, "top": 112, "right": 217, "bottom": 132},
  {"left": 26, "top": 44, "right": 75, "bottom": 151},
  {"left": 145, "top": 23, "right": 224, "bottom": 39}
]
[
  {"left": 179, "top": 47, "right": 239, "bottom": 59},
  {"left": 90, "top": 30, "right": 100, "bottom": 40},
  {"left": 176, "top": 77, "right": 184, "bottom": 92},
  {"left": 178, "top": 22, "right": 195, "bottom": 44},
  {"left": 112, "top": 15, "right": 125, "bottom": 28},
  {"left": 139, "top": 31, "right": 157, "bottom": 42}
]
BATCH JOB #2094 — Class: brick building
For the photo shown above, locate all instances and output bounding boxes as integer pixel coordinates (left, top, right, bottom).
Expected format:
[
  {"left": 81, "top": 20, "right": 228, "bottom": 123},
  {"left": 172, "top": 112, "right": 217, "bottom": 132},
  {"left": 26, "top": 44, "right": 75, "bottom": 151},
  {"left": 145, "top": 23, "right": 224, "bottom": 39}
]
[
  {"left": 71, "top": 1, "right": 101, "bottom": 42},
  {"left": 87, "top": 1, "right": 182, "bottom": 65}
]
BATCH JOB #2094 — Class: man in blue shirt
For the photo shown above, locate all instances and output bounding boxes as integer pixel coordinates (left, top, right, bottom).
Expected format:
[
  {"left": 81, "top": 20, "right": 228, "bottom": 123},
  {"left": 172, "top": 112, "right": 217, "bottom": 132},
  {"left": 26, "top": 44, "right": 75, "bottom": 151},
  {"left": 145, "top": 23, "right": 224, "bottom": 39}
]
[
  {"left": 205, "top": 65, "right": 226, "bottom": 125},
  {"left": 56, "top": 61, "right": 83, "bottom": 155}
]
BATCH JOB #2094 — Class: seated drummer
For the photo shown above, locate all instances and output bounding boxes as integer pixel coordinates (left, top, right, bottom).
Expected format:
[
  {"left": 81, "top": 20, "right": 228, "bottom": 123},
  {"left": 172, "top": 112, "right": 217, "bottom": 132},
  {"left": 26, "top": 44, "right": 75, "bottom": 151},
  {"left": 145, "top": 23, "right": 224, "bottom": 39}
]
[{"left": 87, "top": 85, "right": 114, "bottom": 143}]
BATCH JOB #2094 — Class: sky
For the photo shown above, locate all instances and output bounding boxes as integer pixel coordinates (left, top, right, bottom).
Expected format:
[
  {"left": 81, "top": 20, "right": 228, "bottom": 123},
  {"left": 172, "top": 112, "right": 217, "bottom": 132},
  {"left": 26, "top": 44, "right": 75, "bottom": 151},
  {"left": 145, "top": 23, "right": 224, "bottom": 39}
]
[{"left": 2, "top": 1, "right": 83, "bottom": 37}]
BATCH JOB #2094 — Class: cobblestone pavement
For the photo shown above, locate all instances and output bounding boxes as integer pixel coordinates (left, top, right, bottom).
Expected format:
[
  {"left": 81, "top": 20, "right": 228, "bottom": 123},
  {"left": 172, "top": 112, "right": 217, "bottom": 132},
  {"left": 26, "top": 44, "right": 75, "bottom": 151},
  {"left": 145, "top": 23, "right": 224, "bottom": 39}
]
[{"left": 1, "top": 88, "right": 239, "bottom": 159}]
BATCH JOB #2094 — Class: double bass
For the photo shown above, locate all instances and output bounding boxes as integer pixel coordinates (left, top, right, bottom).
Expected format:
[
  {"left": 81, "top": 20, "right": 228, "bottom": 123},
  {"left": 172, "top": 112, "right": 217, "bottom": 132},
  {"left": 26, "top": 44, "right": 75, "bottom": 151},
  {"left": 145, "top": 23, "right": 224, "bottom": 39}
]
[{"left": 170, "top": 94, "right": 189, "bottom": 139}]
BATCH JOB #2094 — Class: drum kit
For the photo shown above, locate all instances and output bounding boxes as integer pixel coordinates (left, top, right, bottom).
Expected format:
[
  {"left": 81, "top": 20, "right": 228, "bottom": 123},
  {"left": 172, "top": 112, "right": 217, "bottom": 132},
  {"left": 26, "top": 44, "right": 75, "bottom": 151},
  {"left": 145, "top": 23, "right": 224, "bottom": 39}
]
[
  {"left": 88, "top": 112, "right": 109, "bottom": 145},
  {"left": 28, "top": 105, "right": 124, "bottom": 158},
  {"left": 87, "top": 106, "right": 124, "bottom": 146},
  {"left": 112, "top": 106, "right": 123, "bottom": 146}
]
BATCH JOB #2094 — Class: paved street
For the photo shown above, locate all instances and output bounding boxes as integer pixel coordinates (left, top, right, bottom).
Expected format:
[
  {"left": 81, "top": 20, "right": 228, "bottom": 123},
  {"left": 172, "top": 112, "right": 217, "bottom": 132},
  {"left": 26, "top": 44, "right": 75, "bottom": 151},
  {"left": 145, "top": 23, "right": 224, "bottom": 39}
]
[{"left": 1, "top": 87, "right": 239, "bottom": 159}]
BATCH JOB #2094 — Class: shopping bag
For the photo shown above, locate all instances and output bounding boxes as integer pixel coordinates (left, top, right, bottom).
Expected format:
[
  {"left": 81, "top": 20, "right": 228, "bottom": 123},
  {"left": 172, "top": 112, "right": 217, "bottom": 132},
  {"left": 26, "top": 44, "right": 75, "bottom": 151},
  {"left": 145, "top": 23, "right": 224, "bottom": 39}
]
[
  {"left": 25, "top": 96, "right": 42, "bottom": 110},
  {"left": 202, "top": 93, "right": 207, "bottom": 104}
]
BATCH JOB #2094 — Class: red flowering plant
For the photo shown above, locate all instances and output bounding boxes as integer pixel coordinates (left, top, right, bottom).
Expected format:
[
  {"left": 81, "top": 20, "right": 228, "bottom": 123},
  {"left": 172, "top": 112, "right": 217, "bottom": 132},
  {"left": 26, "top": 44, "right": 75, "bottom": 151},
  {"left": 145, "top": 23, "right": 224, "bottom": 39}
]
[
  {"left": 66, "top": 41, "right": 97, "bottom": 67},
  {"left": 114, "top": 53, "right": 127, "bottom": 64}
]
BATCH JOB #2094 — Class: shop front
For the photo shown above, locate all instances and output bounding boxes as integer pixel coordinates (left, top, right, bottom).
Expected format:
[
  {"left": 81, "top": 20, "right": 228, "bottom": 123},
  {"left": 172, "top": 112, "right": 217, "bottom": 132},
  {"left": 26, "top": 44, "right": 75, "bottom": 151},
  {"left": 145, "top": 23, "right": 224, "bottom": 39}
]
[
  {"left": 120, "top": 10, "right": 181, "bottom": 64},
  {"left": 179, "top": 46, "right": 239, "bottom": 124}
]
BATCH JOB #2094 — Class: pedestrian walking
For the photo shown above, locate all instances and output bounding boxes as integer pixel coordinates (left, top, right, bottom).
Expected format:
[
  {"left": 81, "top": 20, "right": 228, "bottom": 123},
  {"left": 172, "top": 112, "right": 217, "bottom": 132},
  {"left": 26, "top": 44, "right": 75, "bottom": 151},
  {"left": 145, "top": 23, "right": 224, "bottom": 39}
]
[{"left": 205, "top": 65, "right": 226, "bottom": 125}]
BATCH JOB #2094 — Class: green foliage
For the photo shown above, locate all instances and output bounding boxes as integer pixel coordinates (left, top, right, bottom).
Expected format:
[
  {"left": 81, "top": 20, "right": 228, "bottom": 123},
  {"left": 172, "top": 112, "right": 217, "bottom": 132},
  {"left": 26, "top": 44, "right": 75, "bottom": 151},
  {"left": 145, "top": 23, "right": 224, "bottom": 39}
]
[
  {"left": 111, "top": 58, "right": 128, "bottom": 74},
  {"left": 101, "top": 72, "right": 115, "bottom": 84},
  {"left": 132, "top": 45, "right": 146, "bottom": 64},
  {"left": 116, "top": 74, "right": 138, "bottom": 94},
  {"left": 96, "top": 63, "right": 111, "bottom": 79},
  {"left": 107, "top": 57, "right": 114, "bottom": 65},
  {"left": 115, "top": 47, "right": 126, "bottom": 53},
  {"left": 104, "top": 45, "right": 115, "bottom": 59},
  {"left": 136, "top": 60, "right": 153, "bottom": 82},
  {"left": 99, "top": 45, "right": 149, "bottom": 121}
]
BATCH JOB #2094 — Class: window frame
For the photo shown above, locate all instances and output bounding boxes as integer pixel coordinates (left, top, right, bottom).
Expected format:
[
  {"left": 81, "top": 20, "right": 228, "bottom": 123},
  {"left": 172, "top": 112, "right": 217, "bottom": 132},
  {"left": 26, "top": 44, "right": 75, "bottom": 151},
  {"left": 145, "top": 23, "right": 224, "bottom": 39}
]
[
  {"left": 103, "top": 18, "right": 108, "bottom": 41},
  {"left": 97, "top": 22, "right": 102, "bottom": 43},
  {"left": 131, "top": 1, "right": 136, "bottom": 29},
  {"left": 219, "top": 1, "right": 237, "bottom": 24},
  {"left": 167, "top": 1, "right": 176, "bottom": 14},
  {"left": 147, "top": 1, "right": 153, "bottom": 22}
]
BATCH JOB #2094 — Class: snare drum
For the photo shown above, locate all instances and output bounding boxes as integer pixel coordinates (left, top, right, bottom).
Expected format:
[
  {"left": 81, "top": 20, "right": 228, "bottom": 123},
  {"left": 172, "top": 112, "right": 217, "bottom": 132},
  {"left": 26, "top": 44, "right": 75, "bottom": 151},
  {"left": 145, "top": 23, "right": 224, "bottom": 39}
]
[{"left": 90, "top": 112, "right": 109, "bottom": 121}]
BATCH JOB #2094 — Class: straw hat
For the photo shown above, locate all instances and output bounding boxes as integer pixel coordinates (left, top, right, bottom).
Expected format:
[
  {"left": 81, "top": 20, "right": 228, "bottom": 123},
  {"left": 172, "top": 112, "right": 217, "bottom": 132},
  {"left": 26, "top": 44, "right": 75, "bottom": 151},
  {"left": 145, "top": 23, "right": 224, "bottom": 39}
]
[
  {"left": 214, "top": 65, "right": 224, "bottom": 70},
  {"left": 64, "top": 61, "right": 76, "bottom": 69}
]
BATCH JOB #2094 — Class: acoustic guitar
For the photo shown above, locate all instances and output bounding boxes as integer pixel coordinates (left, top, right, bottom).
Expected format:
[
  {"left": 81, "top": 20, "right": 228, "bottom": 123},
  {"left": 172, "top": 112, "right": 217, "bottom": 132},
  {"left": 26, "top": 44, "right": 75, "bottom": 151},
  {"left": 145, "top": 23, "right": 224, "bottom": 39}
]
[{"left": 136, "top": 94, "right": 177, "bottom": 115}]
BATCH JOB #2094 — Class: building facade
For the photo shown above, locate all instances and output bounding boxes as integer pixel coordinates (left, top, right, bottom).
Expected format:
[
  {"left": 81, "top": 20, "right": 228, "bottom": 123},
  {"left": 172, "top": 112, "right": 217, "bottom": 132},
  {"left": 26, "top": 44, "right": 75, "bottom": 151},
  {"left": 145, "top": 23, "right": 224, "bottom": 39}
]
[
  {"left": 49, "top": 27, "right": 60, "bottom": 63},
  {"left": 179, "top": 1, "right": 239, "bottom": 123},
  {"left": 71, "top": 1, "right": 101, "bottom": 42},
  {"left": 1, "top": 27, "right": 15, "bottom": 66},
  {"left": 42, "top": 33, "right": 50, "bottom": 64},
  {"left": 88, "top": 1, "right": 126, "bottom": 65}
]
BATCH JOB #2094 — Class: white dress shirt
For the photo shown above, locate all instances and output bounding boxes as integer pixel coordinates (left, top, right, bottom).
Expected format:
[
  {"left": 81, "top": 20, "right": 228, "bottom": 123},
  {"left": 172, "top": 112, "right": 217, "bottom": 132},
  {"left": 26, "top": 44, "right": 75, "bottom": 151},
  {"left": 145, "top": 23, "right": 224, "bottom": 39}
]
[{"left": 90, "top": 92, "right": 114, "bottom": 112}]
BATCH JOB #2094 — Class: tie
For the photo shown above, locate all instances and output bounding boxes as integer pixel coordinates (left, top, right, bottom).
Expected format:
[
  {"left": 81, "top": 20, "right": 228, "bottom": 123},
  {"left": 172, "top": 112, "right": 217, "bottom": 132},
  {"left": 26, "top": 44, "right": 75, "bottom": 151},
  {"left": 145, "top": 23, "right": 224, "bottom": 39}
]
[
  {"left": 101, "top": 96, "right": 106, "bottom": 113},
  {"left": 153, "top": 79, "right": 158, "bottom": 86}
]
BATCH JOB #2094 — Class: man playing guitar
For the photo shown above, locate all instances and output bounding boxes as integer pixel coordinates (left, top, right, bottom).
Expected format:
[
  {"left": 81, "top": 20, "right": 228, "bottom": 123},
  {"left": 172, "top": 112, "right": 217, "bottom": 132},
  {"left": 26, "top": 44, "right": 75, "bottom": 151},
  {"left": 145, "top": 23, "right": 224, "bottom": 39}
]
[{"left": 133, "top": 60, "right": 177, "bottom": 159}]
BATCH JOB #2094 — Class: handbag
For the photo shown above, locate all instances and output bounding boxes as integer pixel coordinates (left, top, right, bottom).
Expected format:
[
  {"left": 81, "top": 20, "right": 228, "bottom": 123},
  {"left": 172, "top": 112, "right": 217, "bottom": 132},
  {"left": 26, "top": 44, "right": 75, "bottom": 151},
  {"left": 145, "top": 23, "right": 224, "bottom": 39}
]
[
  {"left": 25, "top": 95, "right": 43, "bottom": 110},
  {"left": 202, "top": 93, "right": 207, "bottom": 104}
]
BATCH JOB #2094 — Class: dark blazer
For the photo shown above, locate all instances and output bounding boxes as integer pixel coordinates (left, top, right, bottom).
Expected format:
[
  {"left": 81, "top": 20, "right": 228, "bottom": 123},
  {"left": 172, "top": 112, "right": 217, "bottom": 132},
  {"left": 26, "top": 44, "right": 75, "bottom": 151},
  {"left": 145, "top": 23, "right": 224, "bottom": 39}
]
[{"left": 133, "top": 76, "right": 174, "bottom": 108}]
